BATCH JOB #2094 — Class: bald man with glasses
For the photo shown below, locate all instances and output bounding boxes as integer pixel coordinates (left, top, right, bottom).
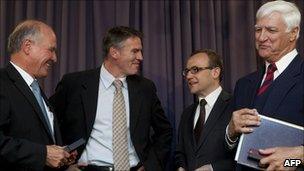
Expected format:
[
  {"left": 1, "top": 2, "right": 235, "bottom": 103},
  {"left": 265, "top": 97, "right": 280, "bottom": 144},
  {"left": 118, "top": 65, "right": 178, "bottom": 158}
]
[{"left": 175, "top": 49, "right": 235, "bottom": 171}]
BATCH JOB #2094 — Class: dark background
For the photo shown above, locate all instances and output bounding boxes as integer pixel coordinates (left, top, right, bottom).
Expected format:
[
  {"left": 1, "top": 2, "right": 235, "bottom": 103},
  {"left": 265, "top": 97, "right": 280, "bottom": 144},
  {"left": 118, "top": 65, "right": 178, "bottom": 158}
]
[{"left": 0, "top": 0, "right": 303, "bottom": 169}]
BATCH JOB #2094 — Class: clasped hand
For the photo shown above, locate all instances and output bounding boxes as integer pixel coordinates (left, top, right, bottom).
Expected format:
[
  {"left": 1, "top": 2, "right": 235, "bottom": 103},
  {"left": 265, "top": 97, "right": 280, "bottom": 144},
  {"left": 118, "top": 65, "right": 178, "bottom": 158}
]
[{"left": 46, "top": 145, "right": 78, "bottom": 168}]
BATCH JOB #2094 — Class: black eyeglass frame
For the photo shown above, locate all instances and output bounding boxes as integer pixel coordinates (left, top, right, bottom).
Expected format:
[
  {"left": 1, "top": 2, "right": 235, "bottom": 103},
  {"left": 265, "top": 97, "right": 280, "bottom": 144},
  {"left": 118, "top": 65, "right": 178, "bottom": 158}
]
[{"left": 182, "top": 66, "right": 216, "bottom": 76}]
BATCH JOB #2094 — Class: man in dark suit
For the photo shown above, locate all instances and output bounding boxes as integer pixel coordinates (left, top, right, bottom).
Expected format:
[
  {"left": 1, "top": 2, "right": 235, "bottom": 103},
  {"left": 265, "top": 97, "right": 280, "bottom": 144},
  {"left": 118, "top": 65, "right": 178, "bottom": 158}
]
[
  {"left": 0, "top": 20, "right": 74, "bottom": 170},
  {"left": 175, "top": 49, "right": 235, "bottom": 171},
  {"left": 225, "top": 1, "right": 304, "bottom": 170},
  {"left": 50, "top": 26, "right": 172, "bottom": 171}
]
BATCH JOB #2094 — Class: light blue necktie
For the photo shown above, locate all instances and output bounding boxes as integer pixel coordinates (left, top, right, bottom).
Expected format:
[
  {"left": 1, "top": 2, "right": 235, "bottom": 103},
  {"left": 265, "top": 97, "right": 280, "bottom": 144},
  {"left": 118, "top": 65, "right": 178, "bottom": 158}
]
[{"left": 31, "top": 80, "right": 54, "bottom": 139}]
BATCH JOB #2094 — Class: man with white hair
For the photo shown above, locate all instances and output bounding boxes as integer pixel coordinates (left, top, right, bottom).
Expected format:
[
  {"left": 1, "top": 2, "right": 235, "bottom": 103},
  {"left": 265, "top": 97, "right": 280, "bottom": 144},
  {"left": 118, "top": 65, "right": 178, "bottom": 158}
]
[{"left": 225, "top": 0, "right": 304, "bottom": 170}]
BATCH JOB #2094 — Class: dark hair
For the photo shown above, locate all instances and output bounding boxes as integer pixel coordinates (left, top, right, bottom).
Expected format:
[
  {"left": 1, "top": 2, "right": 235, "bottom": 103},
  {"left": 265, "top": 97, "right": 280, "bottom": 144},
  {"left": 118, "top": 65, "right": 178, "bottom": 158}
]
[
  {"left": 7, "top": 20, "right": 42, "bottom": 55},
  {"left": 190, "top": 49, "right": 224, "bottom": 82},
  {"left": 102, "top": 26, "right": 143, "bottom": 58}
]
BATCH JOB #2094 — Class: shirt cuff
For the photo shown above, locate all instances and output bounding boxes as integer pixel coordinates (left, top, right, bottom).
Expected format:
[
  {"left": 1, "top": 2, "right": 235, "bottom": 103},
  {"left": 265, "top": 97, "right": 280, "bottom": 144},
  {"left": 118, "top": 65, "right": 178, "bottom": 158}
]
[
  {"left": 208, "top": 164, "right": 214, "bottom": 171},
  {"left": 225, "top": 125, "right": 238, "bottom": 150},
  {"left": 195, "top": 164, "right": 213, "bottom": 171}
]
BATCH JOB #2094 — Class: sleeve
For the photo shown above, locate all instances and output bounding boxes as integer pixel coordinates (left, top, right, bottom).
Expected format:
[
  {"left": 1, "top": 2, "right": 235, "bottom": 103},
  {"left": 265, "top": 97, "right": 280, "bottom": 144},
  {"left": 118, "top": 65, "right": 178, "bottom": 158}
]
[
  {"left": 0, "top": 87, "right": 47, "bottom": 170},
  {"left": 175, "top": 111, "right": 187, "bottom": 169},
  {"left": 143, "top": 82, "right": 173, "bottom": 170},
  {"left": 225, "top": 125, "right": 239, "bottom": 150},
  {"left": 212, "top": 127, "right": 237, "bottom": 171},
  {"left": 49, "top": 74, "right": 69, "bottom": 122}
]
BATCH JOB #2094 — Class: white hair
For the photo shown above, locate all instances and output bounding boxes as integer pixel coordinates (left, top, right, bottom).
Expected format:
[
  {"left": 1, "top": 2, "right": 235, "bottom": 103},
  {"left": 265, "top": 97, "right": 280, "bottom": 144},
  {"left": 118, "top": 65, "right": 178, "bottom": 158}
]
[{"left": 256, "top": 0, "right": 301, "bottom": 39}]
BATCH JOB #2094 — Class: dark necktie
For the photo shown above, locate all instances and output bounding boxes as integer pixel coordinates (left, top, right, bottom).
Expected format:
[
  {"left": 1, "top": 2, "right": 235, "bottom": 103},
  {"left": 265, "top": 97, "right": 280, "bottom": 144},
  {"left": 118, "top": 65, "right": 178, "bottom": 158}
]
[
  {"left": 194, "top": 99, "right": 207, "bottom": 143},
  {"left": 257, "top": 63, "right": 277, "bottom": 96}
]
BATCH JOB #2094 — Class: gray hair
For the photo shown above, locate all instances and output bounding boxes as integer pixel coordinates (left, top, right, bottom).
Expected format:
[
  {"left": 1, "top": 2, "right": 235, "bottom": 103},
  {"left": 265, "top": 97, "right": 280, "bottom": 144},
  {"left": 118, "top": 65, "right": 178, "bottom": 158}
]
[
  {"left": 102, "top": 26, "right": 143, "bottom": 58},
  {"left": 256, "top": 0, "right": 301, "bottom": 39},
  {"left": 7, "top": 20, "right": 43, "bottom": 55}
]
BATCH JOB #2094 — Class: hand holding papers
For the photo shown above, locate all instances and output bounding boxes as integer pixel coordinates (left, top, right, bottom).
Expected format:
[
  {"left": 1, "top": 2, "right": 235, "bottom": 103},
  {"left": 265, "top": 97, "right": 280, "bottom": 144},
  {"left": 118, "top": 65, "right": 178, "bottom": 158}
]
[{"left": 235, "top": 115, "right": 304, "bottom": 170}]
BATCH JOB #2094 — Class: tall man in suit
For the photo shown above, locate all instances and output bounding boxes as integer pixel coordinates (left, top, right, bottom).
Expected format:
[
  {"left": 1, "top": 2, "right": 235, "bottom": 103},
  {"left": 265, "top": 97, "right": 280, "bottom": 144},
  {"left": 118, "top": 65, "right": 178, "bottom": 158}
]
[
  {"left": 50, "top": 26, "right": 172, "bottom": 171},
  {"left": 0, "top": 20, "right": 74, "bottom": 170},
  {"left": 225, "top": 1, "right": 304, "bottom": 170},
  {"left": 175, "top": 49, "right": 235, "bottom": 171}
]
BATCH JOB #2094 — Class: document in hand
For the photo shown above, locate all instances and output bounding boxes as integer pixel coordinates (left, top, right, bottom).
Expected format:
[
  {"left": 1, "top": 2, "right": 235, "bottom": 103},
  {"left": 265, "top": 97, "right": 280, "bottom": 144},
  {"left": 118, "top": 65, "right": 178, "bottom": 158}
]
[{"left": 235, "top": 115, "right": 304, "bottom": 170}]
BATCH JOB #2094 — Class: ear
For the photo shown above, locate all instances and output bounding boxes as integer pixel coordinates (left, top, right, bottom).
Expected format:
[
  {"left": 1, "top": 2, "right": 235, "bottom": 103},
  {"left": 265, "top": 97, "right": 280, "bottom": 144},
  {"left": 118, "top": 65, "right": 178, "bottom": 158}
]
[
  {"left": 109, "top": 47, "right": 119, "bottom": 59},
  {"left": 289, "top": 27, "right": 299, "bottom": 42},
  {"left": 21, "top": 39, "right": 32, "bottom": 55},
  {"left": 211, "top": 67, "right": 221, "bottom": 80}
]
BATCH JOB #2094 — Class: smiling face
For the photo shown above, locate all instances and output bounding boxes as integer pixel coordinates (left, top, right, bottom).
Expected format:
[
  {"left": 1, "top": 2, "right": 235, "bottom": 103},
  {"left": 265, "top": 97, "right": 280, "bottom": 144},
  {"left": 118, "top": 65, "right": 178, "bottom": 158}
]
[
  {"left": 255, "top": 12, "right": 297, "bottom": 62},
  {"left": 25, "top": 26, "right": 57, "bottom": 78},
  {"left": 185, "top": 53, "right": 220, "bottom": 97},
  {"left": 110, "top": 36, "right": 143, "bottom": 77}
]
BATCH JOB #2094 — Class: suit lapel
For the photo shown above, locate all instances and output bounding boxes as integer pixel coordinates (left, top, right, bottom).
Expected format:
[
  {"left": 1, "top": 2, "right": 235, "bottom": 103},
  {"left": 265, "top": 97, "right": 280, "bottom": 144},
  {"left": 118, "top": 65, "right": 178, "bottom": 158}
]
[
  {"left": 248, "top": 68, "right": 264, "bottom": 107},
  {"left": 52, "top": 112, "right": 62, "bottom": 145},
  {"left": 187, "top": 102, "right": 198, "bottom": 148},
  {"left": 196, "top": 91, "right": 231, "bottom": 150},
  {"left": 6, "top": 64, "right": 55, "bottom": 142},
  {"left": 263, "top": 55, "right": 303, "bottom": 115},
  {"left": 80, "top": 68, "right": 100, "bottom": 137},
  {"left": 127, "top": 76, "right": 143, "bottom": 135},
  {"left": 41, "top": 93, "right": 62, "bottom": 144}
]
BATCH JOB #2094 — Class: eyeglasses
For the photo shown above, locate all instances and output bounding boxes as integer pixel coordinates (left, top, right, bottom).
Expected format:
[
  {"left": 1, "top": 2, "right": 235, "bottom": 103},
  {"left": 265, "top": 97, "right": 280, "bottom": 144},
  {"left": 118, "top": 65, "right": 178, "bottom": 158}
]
[{"left": 182, "top": 66, "right": 214, "bottom": 76}]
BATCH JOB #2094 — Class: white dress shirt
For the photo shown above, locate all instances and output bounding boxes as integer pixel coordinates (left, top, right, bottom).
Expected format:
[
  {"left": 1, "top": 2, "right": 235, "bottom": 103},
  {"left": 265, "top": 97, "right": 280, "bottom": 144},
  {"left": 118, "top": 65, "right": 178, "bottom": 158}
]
[
  {"left": 78, "top": 64, "right": 139, "bottom": 167},
  {"left": 260, "top": 49, "right": 297, "bottom": 85},
  {"left": 193, "top": 86, "right": 222, "bottom": 128},
  {"left": 10, "top": 62, "right": 55, "bottom": 134}
]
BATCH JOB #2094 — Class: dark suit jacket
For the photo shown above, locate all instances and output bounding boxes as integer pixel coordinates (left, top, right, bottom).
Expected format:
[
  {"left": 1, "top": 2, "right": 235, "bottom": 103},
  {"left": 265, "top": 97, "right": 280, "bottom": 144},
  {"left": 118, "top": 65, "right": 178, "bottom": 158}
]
[
  {"left": 175, "top": 90, "right": 235, "bottom": 171},
  {"left": 49, "top": 67, "right": 173, "bottom": 171},
  {"left": 233, "top": 55, "right": 304, "bottom": 126},
  {"left": 232, "top": 55, "right": 304, "bottom": 170},
  {"left": 0, "top": 63, "right": 62, "bottom": 171}
]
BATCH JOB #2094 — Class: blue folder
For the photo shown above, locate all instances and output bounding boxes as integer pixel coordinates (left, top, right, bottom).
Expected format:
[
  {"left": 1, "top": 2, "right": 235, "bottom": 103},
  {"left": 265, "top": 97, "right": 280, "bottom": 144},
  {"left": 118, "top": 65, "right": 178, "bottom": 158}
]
[{"left": 235, "top": 115, "right": 304, "bottom": 170}]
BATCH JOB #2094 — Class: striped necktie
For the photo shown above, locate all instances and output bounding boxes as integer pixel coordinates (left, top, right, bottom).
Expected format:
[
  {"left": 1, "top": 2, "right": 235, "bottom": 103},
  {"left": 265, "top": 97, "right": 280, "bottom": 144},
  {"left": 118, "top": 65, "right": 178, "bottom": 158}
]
[{"left": 257, "top": 63, "right": 277, "bottom": 96}]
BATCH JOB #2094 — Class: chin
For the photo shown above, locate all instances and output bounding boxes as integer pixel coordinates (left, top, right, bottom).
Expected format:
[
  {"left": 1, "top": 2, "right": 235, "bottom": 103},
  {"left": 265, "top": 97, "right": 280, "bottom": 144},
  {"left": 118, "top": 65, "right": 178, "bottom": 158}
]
[
  {"left": 258, "top": 51, "right": 269, "bottom": 58},
  {"left": 259, "top": 55, "right": 270, "bottom": 60},
  {"left": 126, "top": 71, "right": 137, "bottom": 76},
  {"left": 38, "top": 71, "right": 49, "bottom": 78},
  {"left": 189, "top": 89, "right": 197, "bottom": 94},
  {"left": 132, "top": 69, "right": 140, "bottom": 75}
]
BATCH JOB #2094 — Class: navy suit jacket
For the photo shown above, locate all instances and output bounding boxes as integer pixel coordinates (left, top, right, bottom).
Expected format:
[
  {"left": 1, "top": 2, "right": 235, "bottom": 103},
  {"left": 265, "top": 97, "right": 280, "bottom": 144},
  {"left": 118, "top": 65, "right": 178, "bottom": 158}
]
[
  {"left": 233, "top": 55, "right": 304, "bottom": 126},
  {"left": 233, "top": 55, "right": 304, "bottom": 170},
  {"left": 175, "top": 90, "right": 235, "bottom": 171}
]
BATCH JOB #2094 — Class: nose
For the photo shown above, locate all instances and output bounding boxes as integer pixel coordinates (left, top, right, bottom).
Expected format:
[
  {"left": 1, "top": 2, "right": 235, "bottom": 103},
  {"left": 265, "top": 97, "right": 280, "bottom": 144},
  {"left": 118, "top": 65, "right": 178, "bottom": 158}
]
[
  {"left": 137, "top": 51, "right": 143, "bottom": 61},
  {"left": 185, "top": 71, "right": 194, "bottom": 80},
  {"left": 52, "top": 52, "right": 57, "bottom": 63},
  {"left": 257, "top": 29, "right": 268, "bottom": 42}
]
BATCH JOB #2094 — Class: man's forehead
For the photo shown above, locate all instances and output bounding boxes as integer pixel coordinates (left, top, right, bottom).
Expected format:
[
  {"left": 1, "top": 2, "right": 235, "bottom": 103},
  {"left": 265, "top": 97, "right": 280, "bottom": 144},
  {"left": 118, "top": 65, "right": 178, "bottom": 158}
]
[
  {"left": 190, "top": 53, "right": 208, "bottom": 60},
  {"left": 187, "top": 54, "right": 208, "bottom": 66},
  {"left": 122, "top": 37, "right": 142, "bottom": 46}
]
